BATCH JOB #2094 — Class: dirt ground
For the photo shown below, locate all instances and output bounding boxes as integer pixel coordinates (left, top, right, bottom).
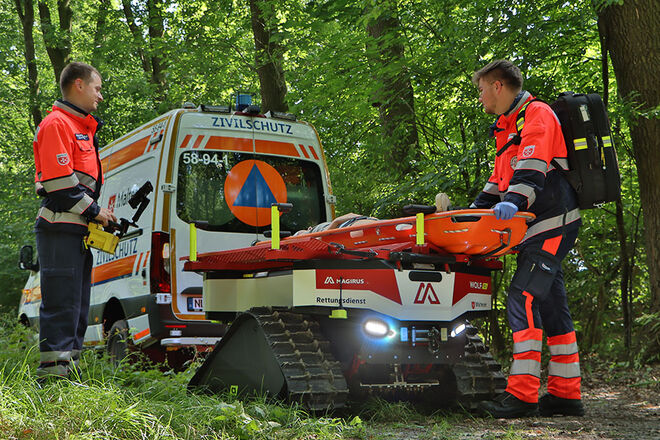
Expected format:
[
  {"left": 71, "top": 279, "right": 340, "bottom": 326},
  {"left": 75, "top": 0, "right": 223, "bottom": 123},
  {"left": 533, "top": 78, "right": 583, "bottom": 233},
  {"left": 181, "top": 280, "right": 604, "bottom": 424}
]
[{"left": 365, "top": 363, "right": 660, "bottom": 440}]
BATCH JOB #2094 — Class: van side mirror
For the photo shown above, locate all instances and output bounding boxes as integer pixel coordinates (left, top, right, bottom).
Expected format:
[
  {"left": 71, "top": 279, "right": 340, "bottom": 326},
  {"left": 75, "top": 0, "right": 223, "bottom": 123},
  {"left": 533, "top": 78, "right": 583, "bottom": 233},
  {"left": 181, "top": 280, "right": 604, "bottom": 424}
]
[{"left": 19, "top": 245, "right": 39, "bottom": 271}]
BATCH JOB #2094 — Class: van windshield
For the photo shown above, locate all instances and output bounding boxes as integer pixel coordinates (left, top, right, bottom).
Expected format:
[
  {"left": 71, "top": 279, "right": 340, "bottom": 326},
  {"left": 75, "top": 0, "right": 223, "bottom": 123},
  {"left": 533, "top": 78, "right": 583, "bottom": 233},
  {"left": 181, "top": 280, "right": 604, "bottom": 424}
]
[{"left": 176, "top": 150, "right": 326, "bottom": 233}]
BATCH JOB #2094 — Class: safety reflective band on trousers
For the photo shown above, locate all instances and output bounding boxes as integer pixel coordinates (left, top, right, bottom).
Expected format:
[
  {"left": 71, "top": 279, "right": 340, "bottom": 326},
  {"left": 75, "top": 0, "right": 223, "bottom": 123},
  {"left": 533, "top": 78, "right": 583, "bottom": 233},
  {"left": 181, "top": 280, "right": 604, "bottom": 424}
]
[
  {"left": 548, "top": 341, "right": 579, "bottom": 356},
  {"left": 513, "top": 339, "right": 542, "bottom": 354},
  {"left": 40, "top": 350, "right": 73, "bottom": 363},
  {"left": 509, "top": 358, "right": 541, "bottom": 378},
  {"left": 548, "top": 361, "right": 581, "bottom": 379}
]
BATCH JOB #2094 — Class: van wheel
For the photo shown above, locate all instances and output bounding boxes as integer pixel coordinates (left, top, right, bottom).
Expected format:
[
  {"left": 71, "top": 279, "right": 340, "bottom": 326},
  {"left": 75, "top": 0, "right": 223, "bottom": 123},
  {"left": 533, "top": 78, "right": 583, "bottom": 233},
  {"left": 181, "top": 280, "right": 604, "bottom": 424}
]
[
  {"left": 107, "top": 319, "right": 130, "bottom": 367},
  {"left": 19, "top": 314, "right": 30, "bottom": 328}
]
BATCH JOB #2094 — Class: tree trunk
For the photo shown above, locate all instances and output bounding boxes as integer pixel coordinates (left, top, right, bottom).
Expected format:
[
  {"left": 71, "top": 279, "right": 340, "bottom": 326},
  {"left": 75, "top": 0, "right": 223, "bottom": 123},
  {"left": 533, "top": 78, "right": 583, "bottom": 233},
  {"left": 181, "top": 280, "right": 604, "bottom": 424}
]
[
  {"left": 488, "top": 261, "right": 507, "bottom": 354},
  {"left": 38, "top": 0, "right": 72, "bottom": 83},
  {"left": 121, "top": 0, "right": 151, "bottom": 74},
  {"left": 92, "top": 0, "right": 111, "bottom": 67},
  {"left": 598, "top": 14, "right": 632, "bottom": 352},
  {"left": 14, "top": 0, "right": 42, "bottom": 128},
  {"left": 121, "top": 0, "right": 168, "bottom": 104},
  {"left": 458, "top": 114, "right": 470, "bottom": 191},
  {"left": 599, "top": 0, "right": 660, "bottom": 357},
  {"left": 585, "top": 283, "right": 609, "bottom": 349},
  {"left": 249, "top": 0, "right": 288, "bottom": 113},
  {"left": 365, "top": 0, "right": 419, "bottom": 177},
  {"left": 147, "top": 0, "right": 167, "bottom": 101},
  {"left": 615, "top": 198, "right": 633, "bottom": 352}
]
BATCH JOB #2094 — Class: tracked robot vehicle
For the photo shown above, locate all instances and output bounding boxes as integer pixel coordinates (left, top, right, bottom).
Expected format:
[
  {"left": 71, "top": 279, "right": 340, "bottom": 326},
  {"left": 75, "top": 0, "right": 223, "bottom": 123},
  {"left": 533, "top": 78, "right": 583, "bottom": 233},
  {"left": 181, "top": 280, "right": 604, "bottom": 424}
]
[{"left": 185, "top": 205, "right": 534, "bottom": 411}]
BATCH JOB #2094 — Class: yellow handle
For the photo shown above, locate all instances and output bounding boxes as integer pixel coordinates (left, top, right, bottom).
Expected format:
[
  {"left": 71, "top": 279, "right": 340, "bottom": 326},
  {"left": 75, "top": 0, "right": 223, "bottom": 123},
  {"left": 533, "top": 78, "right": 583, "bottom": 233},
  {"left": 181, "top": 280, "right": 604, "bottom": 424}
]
[
  {"left": 416, "top": 212, "right": 425, "bottom": 245},
  {"left": 190, "top": 223, "right": 197, "bottom": 262},
  {"left": 329, "top": 309, "right": 347, "bottom": 319},
  {"left": 271, "top": 205, "right": 280, "bottom": 250}
]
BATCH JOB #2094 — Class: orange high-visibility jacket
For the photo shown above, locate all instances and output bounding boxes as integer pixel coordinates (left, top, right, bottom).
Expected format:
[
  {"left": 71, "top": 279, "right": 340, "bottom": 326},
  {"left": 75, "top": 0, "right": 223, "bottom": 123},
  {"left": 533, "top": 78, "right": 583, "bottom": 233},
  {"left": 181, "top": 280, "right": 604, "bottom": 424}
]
[
  {"left": 473, "top": 92, "right": 581, "bottom": 242},
  {"left": 33, "top": 100, "right": 103, "bottom": 232}
]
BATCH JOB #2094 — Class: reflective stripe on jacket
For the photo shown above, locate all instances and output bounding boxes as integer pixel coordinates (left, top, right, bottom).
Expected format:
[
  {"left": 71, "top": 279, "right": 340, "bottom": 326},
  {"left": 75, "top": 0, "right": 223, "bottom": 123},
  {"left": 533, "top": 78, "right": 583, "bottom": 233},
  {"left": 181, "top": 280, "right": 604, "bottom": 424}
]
[
  {"left": 473, "top": 92, "right": 581, "bottom": 241},
  {"left": 33, "top": 101, "right": 103, "bottom": 231}
]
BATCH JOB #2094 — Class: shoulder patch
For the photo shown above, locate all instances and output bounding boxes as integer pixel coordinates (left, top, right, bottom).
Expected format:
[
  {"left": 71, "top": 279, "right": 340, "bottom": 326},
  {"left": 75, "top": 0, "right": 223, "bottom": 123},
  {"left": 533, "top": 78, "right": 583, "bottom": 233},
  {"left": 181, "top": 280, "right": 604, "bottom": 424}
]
[
  {"left": 522, "top": 145, "right": 535, "bottom": 158},
  {"left": 56, "top": 153, "right": 70, "bottom": 166},
  {"left": 510, "top": 155, "right": 518, "bottom": 169},
  {"left": 75, "top": 133, "right": 90, "bottom": 141}
]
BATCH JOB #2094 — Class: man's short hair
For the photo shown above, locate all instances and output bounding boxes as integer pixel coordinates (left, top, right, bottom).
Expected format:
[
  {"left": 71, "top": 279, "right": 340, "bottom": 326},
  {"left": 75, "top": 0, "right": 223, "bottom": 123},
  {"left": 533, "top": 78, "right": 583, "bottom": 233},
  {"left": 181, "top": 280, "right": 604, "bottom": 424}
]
[
  {"left": 60, "top": 62, "right": 100, "bottom": 95},
  {"left": 472, "top": 60, "right": 523, "bottom": 91}
]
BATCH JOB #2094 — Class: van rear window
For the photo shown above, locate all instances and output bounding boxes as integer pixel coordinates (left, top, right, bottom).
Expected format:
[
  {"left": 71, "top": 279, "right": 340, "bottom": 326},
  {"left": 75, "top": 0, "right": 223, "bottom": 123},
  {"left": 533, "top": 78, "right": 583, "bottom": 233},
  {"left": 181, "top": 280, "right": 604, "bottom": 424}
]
[{"left": 176, "top": 151, "right": 326, "bottom": 233}]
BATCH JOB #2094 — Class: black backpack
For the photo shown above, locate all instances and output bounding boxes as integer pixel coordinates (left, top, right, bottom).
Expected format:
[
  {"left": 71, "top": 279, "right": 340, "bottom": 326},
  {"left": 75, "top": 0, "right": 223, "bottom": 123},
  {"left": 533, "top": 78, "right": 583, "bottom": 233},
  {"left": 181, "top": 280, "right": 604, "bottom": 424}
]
[{"left": 498, "top": 92, "right": 621, "bottom": 209}]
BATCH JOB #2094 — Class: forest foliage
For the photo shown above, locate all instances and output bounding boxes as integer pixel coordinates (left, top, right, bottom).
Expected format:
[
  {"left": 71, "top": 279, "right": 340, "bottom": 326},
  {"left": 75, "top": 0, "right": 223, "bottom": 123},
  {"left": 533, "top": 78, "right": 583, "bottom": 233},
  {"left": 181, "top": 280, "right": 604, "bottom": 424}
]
[{"left": 0, "top": 0, "right": 657, "bottom": 362}]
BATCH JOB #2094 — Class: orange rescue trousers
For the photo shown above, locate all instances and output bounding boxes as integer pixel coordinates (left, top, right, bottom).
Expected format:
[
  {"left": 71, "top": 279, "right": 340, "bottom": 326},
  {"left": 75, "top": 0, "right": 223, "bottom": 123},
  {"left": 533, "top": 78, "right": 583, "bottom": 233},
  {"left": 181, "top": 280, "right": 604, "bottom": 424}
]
[{"left": 505, "top": 228, "right": 581, "bottom": 403}]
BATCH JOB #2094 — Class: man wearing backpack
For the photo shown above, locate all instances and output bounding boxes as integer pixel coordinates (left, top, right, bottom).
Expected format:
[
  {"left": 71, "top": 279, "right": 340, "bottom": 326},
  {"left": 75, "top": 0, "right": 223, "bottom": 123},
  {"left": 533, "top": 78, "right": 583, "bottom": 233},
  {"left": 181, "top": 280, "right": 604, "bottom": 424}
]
[{"left": 471, "top": 60, "right": 584, "bottom": 418}]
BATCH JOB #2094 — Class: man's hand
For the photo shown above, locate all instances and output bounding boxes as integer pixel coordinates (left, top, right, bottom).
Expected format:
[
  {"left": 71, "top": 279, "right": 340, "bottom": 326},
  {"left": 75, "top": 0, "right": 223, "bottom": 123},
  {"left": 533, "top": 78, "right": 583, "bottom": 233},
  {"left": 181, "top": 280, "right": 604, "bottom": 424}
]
[
  {"left": 94, "top": 207, "right": 117, "bottom": 227},
  {"left": 493, "top": 202, "right": 518, "bottom": 220}
]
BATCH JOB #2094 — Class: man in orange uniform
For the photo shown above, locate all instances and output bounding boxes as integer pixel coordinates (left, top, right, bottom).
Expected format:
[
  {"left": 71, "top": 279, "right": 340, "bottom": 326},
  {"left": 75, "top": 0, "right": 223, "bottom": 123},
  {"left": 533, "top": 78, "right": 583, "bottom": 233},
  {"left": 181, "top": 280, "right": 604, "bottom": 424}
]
[
  {"left": 471, "top": 60, "right": 584, "bottom": 418},
  {"left": 33, "top": 62, "right": 116, "bottom": 378}
]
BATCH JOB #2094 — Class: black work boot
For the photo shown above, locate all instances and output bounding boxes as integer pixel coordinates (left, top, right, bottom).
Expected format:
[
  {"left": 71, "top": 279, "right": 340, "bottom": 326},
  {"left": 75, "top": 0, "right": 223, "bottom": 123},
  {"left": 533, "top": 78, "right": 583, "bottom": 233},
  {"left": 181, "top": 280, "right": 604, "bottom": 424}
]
[
  {"left": 478, "top": 392, "right": 539, "bottom": 418},
  {"left": 539, "top": 393, "right": 585, "bottom": 416},
  {"left": 35, "top": 361, "right": 69, "bottom": 385}
]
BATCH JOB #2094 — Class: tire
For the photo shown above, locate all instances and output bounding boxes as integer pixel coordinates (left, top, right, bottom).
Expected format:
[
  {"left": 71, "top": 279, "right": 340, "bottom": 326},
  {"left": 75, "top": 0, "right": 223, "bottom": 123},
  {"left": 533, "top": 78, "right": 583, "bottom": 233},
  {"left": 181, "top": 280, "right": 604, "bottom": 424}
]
[
  {"left": 19, "top": 314, "right": 31, "bottom": 328},
  {"left": 107, "top": 319, "right": 130, "bottom": 367}
]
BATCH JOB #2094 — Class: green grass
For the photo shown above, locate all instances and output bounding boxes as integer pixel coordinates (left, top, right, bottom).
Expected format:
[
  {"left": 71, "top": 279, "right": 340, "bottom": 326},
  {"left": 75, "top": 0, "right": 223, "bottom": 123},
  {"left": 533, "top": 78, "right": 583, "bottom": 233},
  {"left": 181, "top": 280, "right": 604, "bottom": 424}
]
[
  {"left": 0, "top": 315, "right": 365, "bottom": 439},
  {"left": 0, "top": 314, "right": 537, "bottom": 439}
]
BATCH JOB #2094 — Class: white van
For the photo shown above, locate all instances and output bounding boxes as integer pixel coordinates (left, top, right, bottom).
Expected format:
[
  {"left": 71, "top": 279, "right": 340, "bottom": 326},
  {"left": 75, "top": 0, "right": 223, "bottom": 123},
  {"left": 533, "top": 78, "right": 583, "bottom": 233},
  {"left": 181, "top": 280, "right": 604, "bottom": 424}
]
[{"left": 19, "top": 101, "right": 335, "bottom": 360}]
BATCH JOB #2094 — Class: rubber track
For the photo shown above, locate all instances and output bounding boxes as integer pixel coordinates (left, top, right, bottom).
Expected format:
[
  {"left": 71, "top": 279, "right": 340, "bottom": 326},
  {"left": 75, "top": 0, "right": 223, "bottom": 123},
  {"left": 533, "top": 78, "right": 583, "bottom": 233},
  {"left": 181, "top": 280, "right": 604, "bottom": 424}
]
[
  {"left": 453, "top": 324, "right": 507, "bottom": 409},
  {"left": 248, "top": 307, "right": 350, "bottom": 411}
]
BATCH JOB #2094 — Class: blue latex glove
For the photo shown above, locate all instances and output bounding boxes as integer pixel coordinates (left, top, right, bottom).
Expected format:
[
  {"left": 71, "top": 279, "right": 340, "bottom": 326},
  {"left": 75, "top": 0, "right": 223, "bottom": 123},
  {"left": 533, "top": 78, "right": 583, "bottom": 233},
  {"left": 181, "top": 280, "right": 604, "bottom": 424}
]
[{"left": 493, "top": 202, "right": 518, "bottom": 220}]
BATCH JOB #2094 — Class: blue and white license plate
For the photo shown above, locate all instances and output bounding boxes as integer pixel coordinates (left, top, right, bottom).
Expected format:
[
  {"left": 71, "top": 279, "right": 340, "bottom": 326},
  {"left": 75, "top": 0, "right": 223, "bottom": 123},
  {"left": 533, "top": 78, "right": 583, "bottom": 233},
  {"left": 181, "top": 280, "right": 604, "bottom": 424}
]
[{"left": 187, "top": 296, "right": 203, "bottom": 312}]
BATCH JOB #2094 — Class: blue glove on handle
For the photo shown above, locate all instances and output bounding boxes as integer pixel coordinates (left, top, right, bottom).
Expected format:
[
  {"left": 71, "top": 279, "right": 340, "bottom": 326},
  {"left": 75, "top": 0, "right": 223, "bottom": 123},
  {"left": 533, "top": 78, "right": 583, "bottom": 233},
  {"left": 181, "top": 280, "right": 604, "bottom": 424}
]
[{"left": 493, "top": 202, "right": 518, "bottom": 220}]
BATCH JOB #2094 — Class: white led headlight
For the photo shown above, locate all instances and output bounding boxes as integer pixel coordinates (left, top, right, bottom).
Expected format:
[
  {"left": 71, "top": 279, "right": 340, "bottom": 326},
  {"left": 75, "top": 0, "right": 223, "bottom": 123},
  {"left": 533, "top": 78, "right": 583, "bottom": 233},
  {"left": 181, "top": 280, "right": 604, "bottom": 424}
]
[
  {"left": 450, "top": 323, "right": 466, "bottom": 338},
  {"left": 363, "top": 318, "right": 389, "bottom": 338}
]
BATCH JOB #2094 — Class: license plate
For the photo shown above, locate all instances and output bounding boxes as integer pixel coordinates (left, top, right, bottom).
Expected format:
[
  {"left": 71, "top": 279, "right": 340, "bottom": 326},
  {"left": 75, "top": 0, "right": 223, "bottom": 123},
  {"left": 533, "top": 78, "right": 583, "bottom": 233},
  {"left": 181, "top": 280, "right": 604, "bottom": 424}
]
[{"left": 187, "top": 296, "right": 203, "bottom": 312}]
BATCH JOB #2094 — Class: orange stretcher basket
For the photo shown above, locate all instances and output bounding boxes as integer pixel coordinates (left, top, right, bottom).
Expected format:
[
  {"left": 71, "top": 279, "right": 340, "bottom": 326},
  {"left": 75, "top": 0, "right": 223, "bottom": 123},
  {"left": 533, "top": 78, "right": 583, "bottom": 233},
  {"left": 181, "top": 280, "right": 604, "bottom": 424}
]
[
  {"left": 280, "top": 209, "right": 535, "bottom": 257},
  {"left": 184, "top": 210, "right": 535, "bottom": 272}
]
